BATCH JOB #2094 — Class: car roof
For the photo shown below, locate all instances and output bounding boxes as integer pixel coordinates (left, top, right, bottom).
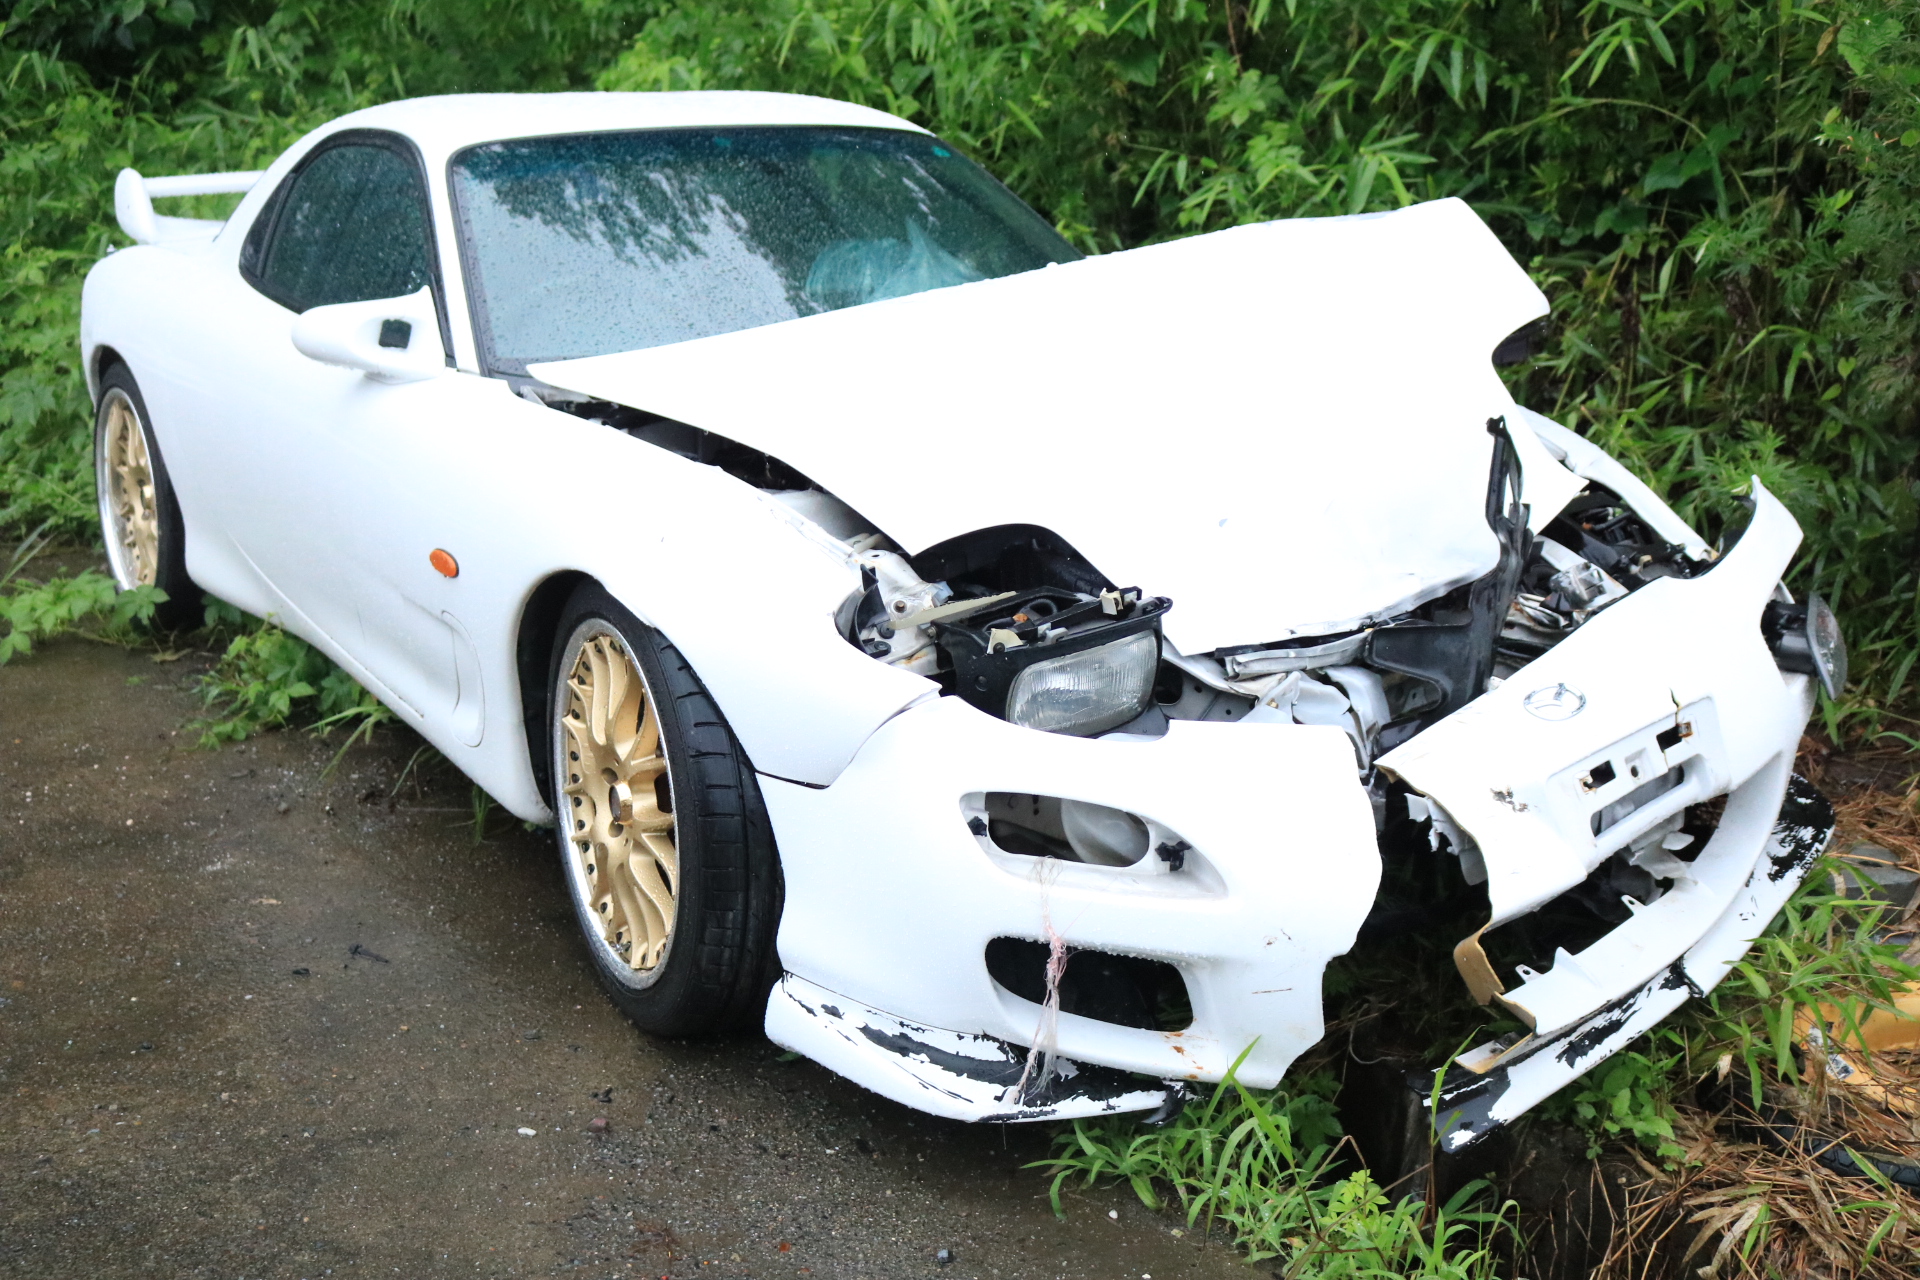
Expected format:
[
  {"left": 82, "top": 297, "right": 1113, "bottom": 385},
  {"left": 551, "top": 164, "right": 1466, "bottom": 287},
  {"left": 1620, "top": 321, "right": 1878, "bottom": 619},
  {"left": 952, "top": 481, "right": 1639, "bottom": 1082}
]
[{"left": 314, "top": 92, "right": 929, "bottom": 165}]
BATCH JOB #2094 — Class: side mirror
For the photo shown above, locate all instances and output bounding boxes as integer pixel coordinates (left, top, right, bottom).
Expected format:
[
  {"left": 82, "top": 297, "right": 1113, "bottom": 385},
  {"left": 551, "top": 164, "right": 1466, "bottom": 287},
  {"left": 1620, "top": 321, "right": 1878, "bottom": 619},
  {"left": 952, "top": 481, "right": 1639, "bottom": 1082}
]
[{"left": 290, "top": 287, "right": 445, "bottom": 384}]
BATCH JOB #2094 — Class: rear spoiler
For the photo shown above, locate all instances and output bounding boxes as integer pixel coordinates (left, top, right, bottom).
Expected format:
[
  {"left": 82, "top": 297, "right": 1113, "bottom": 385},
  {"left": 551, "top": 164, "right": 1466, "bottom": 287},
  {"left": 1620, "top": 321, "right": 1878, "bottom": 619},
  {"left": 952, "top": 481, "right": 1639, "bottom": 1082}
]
[{"left": 113, "top": 167, "right": 265, "bottom": 246}]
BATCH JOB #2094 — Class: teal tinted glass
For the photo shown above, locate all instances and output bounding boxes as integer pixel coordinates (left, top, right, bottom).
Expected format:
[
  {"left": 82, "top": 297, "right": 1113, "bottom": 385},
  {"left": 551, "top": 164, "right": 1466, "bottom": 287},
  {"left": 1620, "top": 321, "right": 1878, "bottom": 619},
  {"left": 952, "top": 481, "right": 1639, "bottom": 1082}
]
[{"left": 450, "top": 127, "right": 1080, "bottom": 372}]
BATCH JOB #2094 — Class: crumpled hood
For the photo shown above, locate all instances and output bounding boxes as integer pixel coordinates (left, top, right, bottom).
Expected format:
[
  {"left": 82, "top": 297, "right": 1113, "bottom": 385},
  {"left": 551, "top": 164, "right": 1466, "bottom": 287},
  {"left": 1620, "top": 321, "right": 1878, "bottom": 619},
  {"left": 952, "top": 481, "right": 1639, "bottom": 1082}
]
[{"left": 533, "top": 197, "right": 1552, "bottom": 655}]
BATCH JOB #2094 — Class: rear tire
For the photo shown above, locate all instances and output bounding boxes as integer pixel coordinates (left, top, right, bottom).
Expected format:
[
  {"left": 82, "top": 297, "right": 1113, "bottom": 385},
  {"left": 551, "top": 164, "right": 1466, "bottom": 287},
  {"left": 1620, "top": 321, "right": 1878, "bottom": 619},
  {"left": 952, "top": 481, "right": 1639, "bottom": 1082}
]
[
  {"left": 548, "top": 582, "right": 781, "bottom": 1036},
  {"left": 94, "top": 363, "right": 197, "bottom": 631}
]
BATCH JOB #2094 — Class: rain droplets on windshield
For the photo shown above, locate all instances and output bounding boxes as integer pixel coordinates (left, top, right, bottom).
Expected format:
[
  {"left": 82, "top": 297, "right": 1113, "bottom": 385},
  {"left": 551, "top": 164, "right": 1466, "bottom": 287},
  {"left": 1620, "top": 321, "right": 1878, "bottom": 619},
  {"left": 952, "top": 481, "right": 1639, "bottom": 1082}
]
[{"left": 448, "top": 126, "right": 1081, "bottom": 373}]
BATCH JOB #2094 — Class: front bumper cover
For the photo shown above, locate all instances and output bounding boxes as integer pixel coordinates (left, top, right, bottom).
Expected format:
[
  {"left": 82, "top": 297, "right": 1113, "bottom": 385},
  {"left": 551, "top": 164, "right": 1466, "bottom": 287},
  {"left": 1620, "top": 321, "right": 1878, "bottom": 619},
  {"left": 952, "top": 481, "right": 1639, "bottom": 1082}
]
[{"left": 1428, "top": 774, "right": 1833, "bottom": 1150}]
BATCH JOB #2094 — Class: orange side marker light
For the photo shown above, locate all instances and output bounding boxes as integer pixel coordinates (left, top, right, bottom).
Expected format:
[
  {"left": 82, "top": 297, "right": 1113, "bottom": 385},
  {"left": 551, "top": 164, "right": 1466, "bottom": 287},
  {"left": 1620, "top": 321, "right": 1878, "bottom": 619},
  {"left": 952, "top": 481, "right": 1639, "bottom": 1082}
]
[{"left": 429, "top": 548, "right": 459, "bottom": 578}]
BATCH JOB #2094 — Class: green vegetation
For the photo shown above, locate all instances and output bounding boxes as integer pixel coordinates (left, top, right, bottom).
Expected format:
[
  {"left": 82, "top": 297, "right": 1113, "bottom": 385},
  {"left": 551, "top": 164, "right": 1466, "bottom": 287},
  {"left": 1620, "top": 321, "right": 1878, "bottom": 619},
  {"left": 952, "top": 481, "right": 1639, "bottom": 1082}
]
[
  {"left": 0, "top": 567, "right": 166, "bottom": 661},
  {"left": 191, "top": 604, "right": 392, "bottom": 748},
  {"left": 1038, "top": 1064, "right": 1512, "bottom": 1277},
  {"left": 4, "top": 0, "right": 1914, "bottom": 726}
]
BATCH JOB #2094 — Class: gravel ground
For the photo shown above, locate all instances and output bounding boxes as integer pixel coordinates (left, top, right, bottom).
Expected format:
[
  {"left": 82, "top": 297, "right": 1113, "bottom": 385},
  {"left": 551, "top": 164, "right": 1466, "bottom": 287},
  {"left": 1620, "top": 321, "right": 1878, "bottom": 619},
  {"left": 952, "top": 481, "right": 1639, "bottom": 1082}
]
[{"left": 0, "top": 639, "right": 1248, "bottom": 1280}]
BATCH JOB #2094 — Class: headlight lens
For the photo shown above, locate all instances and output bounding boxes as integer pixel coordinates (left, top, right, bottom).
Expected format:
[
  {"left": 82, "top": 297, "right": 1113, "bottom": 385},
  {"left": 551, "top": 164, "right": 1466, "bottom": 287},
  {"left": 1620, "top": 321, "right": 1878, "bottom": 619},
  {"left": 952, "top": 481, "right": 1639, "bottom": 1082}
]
[
  {"left": 1006, "top": 632, "right": 1158, "bottom": 735},
  {"left": 1807, "top": 593, "right": 1847, "bottom": 699},
  {"left": 1763, "top": 592, "right": 1848, "bottom": 699}
]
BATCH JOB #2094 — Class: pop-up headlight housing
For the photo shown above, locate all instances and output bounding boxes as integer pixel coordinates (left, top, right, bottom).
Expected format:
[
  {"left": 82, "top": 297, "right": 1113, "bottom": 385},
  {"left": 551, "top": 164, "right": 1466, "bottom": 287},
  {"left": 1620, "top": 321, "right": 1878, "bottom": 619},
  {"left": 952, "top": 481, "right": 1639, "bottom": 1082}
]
[
  {"left": 1762, "top": 593, "right": 1847, "bottom": 699},
  {"left": 935, "top": 587, "right": 1169, "bottom": 735}
]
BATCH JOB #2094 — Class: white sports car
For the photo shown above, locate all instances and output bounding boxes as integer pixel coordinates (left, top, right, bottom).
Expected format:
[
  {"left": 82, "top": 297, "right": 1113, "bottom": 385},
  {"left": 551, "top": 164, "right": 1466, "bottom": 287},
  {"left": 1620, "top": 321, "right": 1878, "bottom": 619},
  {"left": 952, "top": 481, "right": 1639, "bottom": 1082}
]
[{"left": 84, "top": 91, "right": 1845, "bottom": 1148}]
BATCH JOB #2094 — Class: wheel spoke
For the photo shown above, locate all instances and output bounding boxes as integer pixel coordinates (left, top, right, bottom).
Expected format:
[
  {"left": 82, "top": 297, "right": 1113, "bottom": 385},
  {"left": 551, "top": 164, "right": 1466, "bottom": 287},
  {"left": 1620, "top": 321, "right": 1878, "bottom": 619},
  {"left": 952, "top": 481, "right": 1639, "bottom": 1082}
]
[{"left": 558, "top": 625, "right": 677, "bottom": 975}]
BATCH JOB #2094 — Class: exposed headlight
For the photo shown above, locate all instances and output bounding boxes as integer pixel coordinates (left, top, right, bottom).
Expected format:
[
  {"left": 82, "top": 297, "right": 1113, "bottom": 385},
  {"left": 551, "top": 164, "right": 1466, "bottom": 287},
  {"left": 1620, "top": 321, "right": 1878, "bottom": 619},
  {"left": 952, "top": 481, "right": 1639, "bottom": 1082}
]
[
  {"left": 1762, "top": 593, "right": 1848, "bottom": 699},
  {"left": 1005, "top": 631, "right": 1158, "bottom": 735}
]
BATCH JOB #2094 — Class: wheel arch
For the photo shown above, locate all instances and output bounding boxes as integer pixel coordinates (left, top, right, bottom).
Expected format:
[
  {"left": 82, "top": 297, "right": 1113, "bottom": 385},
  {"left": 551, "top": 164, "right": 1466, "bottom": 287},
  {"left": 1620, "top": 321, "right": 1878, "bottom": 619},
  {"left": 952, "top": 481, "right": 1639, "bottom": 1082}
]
[
  {"left": 516, "top": 568, "right": 596, "bottom": 802},
  {"left": 89, "top": 344, "right": 128, "bottom": 405}
]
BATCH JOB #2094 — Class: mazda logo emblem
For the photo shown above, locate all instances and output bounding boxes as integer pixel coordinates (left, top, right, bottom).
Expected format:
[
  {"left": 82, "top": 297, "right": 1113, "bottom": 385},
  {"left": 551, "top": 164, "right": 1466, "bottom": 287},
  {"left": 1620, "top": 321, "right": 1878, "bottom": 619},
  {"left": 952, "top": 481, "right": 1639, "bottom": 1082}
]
[{"left": 1523, "top": 683, "right": 1587, "bottom": 721}]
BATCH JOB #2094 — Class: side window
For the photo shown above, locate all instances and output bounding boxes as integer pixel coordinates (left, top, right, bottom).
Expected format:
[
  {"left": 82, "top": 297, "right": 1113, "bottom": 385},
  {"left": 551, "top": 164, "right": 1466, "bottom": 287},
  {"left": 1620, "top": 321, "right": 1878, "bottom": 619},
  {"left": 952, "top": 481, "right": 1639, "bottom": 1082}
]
[{"left": 248, "top": 143, "right": 432, "bottom": 313}]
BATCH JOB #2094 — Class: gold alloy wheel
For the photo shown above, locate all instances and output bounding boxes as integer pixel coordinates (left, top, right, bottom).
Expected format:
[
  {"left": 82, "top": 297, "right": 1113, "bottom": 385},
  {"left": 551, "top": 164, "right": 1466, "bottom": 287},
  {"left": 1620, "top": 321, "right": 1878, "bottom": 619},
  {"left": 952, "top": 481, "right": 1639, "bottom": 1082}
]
[
  {"left": 560, "top": 629, "right": 678, "bottom": 974},
  {"left": 100, "top": 392, "right": 160, "bottom": 588}
]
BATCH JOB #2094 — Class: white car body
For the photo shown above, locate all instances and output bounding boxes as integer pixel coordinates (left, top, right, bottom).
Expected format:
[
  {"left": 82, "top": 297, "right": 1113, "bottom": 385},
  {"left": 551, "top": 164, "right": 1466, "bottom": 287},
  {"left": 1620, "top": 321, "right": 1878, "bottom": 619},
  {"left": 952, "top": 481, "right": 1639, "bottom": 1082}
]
[{"left": 83, "top": 92, "right": 1831, "bottom": 1144}]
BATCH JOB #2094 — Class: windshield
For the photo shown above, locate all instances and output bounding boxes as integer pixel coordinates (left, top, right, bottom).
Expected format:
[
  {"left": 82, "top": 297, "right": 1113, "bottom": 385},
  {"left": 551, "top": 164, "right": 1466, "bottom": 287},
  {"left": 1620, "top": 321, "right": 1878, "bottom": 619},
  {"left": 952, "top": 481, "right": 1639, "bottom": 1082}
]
[{"left": 448, "top": 126, "right": 1082, "bottom": 373}]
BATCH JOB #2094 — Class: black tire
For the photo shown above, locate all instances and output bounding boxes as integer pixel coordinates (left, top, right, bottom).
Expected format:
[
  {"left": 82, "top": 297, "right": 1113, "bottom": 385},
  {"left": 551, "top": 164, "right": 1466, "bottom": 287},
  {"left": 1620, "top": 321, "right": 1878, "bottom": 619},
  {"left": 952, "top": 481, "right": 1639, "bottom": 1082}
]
[
  {"left": 93, "top": 362, "right": 197, "bottom": 631},
  {"left": 548, "top": 581, "right": 782, "bottom": 1037}
]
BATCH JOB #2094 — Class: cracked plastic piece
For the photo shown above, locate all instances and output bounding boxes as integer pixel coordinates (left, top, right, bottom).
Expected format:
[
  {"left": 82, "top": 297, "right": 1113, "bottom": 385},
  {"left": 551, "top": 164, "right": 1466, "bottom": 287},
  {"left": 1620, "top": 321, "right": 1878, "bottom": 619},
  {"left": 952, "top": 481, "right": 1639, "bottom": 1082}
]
[
  {"left": 1430, "top": 775, "right": 1833, "bottom": 1150},
  {"left": 767, "top": 973, "right": 1172, "bottom": 1123}
]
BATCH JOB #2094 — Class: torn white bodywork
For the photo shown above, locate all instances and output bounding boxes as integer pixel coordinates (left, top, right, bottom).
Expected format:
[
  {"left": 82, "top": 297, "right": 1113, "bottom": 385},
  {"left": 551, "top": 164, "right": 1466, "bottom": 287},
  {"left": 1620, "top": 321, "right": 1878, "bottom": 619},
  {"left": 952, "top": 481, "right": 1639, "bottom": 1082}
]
[
  {"left": 761, "top": 697, "right": 1378, "bottom": 1102},
  {"left": 534, "top": 197, "right": 1564, "bottom": 653},
  {"left": 80, "top": 90, "right": 1829, "bottom": 1144}
]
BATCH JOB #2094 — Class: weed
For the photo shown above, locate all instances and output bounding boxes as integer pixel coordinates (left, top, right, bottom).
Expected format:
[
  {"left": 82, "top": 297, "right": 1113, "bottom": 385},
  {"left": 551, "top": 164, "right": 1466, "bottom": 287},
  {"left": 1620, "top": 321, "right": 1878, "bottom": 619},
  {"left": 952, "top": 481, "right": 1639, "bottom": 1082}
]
[
  {"left": 1563, "top": 1049, "right": 1687, "bottom": 1164},
  {"left": 469, "top": 784, "right": 495, "bottom": 843},
  {"left": 194, "top": 620, "right": 392, "bottom": 749},
  {"left": 0, "top": 569, "right": 166, "bottom": 662},
  {"left": 1034, "top": 1058, "right": 1512, "bottom": 1277}
]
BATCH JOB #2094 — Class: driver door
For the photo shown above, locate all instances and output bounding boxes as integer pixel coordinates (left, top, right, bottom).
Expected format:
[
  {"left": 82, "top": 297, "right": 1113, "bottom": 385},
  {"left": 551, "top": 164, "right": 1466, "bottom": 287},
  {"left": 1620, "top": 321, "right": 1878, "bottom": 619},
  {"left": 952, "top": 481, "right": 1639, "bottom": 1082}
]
[{"left": 168, "top": 134, "right": 484, "bottom": 739}]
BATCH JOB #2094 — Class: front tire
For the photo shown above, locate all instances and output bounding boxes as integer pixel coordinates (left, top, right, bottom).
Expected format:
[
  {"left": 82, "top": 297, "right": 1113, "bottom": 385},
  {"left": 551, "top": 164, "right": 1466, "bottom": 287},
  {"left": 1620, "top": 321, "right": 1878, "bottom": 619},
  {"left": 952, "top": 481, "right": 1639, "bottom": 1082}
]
[
  {"left": 94, "top": 363, "right": 196, "bottom": 630},
  {"left": 548, "top": 582, "right": 781, "bottom": 1037}
]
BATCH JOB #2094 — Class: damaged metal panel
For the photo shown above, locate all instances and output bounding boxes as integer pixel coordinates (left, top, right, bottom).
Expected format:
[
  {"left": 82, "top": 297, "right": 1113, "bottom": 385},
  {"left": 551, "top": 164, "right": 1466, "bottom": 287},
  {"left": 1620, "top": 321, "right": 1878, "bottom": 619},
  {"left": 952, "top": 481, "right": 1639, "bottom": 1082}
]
[
  {"left": 532, "top": 198, "right": 1557, "bottom": 654},
  {"left": 1378, "top": 481, "right": 1810, "bottom": 930}
]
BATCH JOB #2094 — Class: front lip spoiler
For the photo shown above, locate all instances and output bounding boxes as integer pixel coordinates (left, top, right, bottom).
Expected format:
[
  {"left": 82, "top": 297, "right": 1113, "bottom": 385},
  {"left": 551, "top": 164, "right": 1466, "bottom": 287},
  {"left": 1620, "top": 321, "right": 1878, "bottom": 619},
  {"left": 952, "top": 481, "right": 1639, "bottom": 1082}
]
[{"left": 1425, "top": 774, "right": 1834, "bottom": 1152}]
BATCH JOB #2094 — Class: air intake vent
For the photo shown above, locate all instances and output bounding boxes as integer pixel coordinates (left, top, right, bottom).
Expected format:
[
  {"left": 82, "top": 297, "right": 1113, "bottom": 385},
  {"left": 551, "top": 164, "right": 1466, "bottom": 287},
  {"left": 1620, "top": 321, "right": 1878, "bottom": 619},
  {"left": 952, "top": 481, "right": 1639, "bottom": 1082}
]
[{"left": 985, "top": 938, "right": 1191, "bottom": 1032}]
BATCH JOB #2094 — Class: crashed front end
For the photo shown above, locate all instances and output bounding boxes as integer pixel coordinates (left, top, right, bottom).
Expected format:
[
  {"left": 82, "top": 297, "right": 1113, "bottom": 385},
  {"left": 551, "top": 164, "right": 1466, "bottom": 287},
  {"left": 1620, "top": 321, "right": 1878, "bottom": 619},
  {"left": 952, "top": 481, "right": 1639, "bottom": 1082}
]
[
  {"left": 529, "top": 199, "right": 1838, "bottom": 1139},
  {"left": 1380, "top": 475, "right": 1833, "bottom": 1149},
  {"left": 754, "top": 446, "right": 1833, "bottom": 1139}
]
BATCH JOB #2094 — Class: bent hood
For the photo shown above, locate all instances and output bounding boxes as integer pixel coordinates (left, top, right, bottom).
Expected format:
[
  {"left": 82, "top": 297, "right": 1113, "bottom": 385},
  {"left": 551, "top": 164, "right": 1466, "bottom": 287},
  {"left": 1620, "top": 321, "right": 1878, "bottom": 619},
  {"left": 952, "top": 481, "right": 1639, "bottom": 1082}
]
[{"left": 533, "top": 197, "right": 1559, "bottom": 655}]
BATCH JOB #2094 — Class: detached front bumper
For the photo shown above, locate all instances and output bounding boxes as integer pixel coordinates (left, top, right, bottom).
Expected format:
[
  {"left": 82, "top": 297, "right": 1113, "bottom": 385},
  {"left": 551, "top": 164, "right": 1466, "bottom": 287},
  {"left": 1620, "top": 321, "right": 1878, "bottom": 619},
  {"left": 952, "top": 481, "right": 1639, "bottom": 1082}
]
[
  {"left": 1429, "top": 774, "right": 1832, "bottom": 1149},
  {"left": 1380, "top": 482, "right": 1824, "bottom": 1149}
]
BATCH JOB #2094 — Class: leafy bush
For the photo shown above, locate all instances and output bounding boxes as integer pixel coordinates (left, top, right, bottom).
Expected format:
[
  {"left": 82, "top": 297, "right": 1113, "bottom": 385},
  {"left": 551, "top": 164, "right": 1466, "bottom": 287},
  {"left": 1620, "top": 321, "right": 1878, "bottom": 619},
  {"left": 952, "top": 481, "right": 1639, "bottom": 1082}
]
[
  {"left": 192, "top": 605, "right": 390, "bottom": 747},
  {"left": 1563, "top": 1048, "right": 1686, "bottom": 1164},
  {"left": 0, "top": 569, "right": 166, "bottom": 662},
  {"left": 4, "top": 0, "right": 1914, "bottom": 722}
]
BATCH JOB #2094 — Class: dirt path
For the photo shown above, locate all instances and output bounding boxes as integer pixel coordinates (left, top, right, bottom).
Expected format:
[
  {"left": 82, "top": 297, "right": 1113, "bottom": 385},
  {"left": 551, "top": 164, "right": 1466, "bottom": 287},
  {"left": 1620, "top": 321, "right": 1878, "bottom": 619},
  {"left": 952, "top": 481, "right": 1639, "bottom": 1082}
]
[{"left": 0, "top": 639, "right": 1244, "bottom": 1280}]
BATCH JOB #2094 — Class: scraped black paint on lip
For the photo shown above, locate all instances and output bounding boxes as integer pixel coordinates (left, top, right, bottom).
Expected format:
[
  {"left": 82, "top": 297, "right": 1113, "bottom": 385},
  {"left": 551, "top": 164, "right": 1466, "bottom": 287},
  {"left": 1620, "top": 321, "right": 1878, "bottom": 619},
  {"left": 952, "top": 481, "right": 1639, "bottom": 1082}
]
[
  {"left": 1552, "top": 960, "right": 1691, "bottom": 1068},
  {"left": 1767, "top": 773, "right": 1834, "bottom": 882},
  {"left": 855, "top": 1025, "right": 1025, "bottom": 1087},
  {"left": 1427, "top": 1065, "right": 1510, "bottom": 1152},
  {"left": 853, "top": 1023, "right": 1162, "bottom": 1110},
  {"left": 797, "top": 986, "right": 1167, "bottom": 1118}
]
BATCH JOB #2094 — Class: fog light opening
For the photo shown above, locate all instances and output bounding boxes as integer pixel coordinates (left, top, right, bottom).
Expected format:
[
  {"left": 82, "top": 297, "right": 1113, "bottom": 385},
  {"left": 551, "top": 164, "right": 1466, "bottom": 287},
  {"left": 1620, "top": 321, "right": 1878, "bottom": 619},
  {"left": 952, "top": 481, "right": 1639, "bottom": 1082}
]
[{"left": 972, "top": 793, "right": 1168, "bottom": 868}]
